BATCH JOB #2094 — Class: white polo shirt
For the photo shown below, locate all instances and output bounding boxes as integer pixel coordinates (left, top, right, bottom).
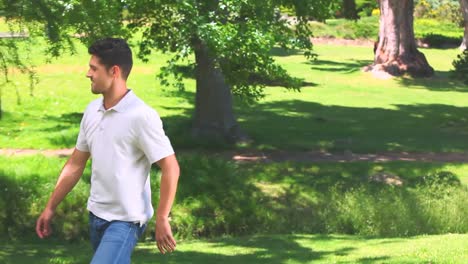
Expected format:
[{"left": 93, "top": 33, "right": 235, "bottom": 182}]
[{"left": 76, "top": 90, "right": 174, "bottom": 224}]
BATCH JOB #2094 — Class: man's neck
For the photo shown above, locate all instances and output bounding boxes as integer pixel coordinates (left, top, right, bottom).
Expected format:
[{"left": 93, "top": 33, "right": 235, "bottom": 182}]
[{"left": 103, "top": 84, "right": 129, "bottom": 110}]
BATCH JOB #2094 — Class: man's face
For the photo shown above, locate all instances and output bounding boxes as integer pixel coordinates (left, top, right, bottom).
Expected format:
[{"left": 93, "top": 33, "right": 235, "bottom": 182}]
[{"left": 86, "top": 55, "right": 114, "bottom": 94}]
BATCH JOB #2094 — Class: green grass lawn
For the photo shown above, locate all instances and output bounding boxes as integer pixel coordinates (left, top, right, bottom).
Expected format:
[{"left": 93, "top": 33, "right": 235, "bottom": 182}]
[
  {"left": 237, "top": 45, "right": 468, "bottom": 152},
  {"left": 1, "top": 234, "right": 466, "bottom": 264},
  {"left": 1, "top": 39, "right": 467, "bottom": 153}
]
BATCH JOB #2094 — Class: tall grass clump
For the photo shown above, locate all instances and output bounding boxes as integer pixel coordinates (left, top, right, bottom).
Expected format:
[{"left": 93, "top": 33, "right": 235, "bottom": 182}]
[
  {"left": 321, "top": 174, "right": 467, "bottom": 236},
  {"left": 1, "top": 155, "right": 467, "bottom": 241},
  {"left": 0, "top": 155, "right": 91, "bottom": 241}
]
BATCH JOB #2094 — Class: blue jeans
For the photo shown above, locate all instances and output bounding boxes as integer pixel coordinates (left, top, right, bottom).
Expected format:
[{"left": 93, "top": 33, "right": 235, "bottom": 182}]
[{"left": 89, "top": 212, "right": 147, "bottom": 264}]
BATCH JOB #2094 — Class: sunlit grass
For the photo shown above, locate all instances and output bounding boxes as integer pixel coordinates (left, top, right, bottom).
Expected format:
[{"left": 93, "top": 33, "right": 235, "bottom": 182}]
[
  {"left": 2, "top": 39, "right": 468, "bottom": 152},
  {"left": 1, "top": 234, "right": 466, "bottom": 264}
]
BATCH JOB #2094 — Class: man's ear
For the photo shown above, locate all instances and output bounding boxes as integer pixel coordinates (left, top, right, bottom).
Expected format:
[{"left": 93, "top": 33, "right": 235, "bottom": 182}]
[{"left": 111, "top": 65, "right": 121, "bottom": 78}]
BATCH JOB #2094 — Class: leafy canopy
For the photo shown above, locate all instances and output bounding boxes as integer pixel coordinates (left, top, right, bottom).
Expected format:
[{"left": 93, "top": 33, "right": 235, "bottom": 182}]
[
  {"left": 123, "top": 0, "right": 339, "bottom": 99},
  {"left": 1, "top": 0, "right": 339, "bottom": 100}
]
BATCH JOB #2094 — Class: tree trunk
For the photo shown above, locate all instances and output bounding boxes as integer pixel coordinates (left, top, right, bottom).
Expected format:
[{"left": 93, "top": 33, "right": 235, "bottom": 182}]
[
  {"left": 343, "top": 0, "right": 359, "bottom": 20},
  {"left": 364, "top": 0, "right": 434, "bottom": 77},
  {"left": 460, "top": 0, "right": 468, "bottom": 50},
  {"left": 192, "top": 40, "right": 248, "bottom": 143}
]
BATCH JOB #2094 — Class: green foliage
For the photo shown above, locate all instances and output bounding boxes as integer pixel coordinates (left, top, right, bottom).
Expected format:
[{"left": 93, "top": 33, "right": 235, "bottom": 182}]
[
  {"left": 323, "top": 182, "right": 467, "bottom": 236},
  {"left": 420, "top": 33, "right": 462, "bottom": 48},
  {"left": 452, "top": 49, "right": 468, "bottom": 84},
  {"left": 123, "top": 0, "right": 337, "bottom": 100},
  {"left": 0, "top": 156, "right": 91, "bottom": 241},
  {"left": 1, "top": 0, "right": 129, "bottom": 55},
  {"left": 415, "top": 0, "right": 462, "bottom": 25},
  {"left": 308, "top": 16, "right": 379, "bottom": 39},
  {"left": 0, "top": 23, "right": 38, "bottom": 118},
  {"left": 308, "top": 17, "right": 462, "bottom": 41},
  {"left": 0, "top": 0, "right": 339, "bottom": 102},
  {"left": 414, "top": 18, "right": 464, "bottom": 40},
  {"left": 417, "top": 170, "right": 461, "bottom": 187},
  {"left": 355, "top": 0, "right": 379, "bottom": 17},
  {"left": 1, "top": 155, "right": 467, "bottom": 241}
]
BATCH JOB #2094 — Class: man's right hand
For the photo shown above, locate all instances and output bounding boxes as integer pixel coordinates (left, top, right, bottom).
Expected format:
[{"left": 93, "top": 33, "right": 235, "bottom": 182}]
[{"left": 36, "top": 208, "right": 54, "bottom": 238}]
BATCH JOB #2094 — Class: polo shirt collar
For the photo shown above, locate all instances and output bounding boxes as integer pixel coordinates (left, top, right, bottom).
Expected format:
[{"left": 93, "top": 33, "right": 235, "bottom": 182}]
[{"left": 98, "top": 89, "right": 135, "bottom": 113}]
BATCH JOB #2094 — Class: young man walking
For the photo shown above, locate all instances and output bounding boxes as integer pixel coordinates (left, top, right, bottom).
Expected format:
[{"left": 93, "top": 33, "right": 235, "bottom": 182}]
[{"left": 36, "top": 38, "right": 180, "bottom": 263}]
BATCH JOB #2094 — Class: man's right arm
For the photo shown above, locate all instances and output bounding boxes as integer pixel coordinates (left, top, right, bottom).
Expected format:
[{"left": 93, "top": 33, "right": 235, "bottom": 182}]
[{"left": 36, "top": 148, "right": 90, "bottom": 238}]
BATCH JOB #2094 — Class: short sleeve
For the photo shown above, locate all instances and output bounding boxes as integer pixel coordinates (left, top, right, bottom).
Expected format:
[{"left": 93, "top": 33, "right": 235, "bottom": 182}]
[
  {"left": 136, "top": 108, "right": 174, "bottom": 164},
  {"left": 76, "top": 113, "right": 90, "bottom": 152}
]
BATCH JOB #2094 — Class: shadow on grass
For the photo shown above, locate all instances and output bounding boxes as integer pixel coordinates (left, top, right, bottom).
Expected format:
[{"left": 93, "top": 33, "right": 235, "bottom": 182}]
[
  {"left": 0, "top": 235, "right": 388, "bottom": 264},
  {"left": 307, "top": 59, "right": 372, "bottom": 73},
  {"left": 4, "top": 81, "right": 467, "bottom": 153},
  {"left": 270, "top": 47, "right": 304, "bottom": 57},
  {"left": 356, "top": 256, "right": 391, "bottom": 264},
  {"left": 396, "top": 71, "right": 468, "bottom": 93},
  {"left": 235, "top": 100, "right": 468, "bottom": 153},
  {"left": 152, "top": 85, "right": 468, "bottom": 153},
  {"left": 5, "top": 95, "right": 467, "bottom": 154},
  {"left": 43, "top": 112, "right": 83, "bottom": 147},
  {"left": 0, "top": 241, "right": 91, "bottom": 264},
  {"left": 135, "top": 235, "right": 356, "bottom": 264}
]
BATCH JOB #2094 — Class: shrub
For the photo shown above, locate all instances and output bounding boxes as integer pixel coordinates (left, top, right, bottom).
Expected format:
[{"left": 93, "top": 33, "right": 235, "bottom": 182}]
[
  {"left": 352, "top": 19, "right": 379, "bottom": 39},
  {"left": 1, "top": 156, "right": 467, "bottom": 241},
  {"left": 321, "top": 182, "right": 468, "bottom": 236},
  {"left": 415, "top": 0, "right": 462, "bottom": 24},
  {"left": 452, "top": 49, "right": 468, "bottom": 84},
  {"left": 356, "top": 0, "right": 379, "bottom": 17},
  {"left": 420, "top": 33, "right": 462, "bottom": 48},
  {"left": 414, "top": 19, "right": 463, "bottom": 40}
]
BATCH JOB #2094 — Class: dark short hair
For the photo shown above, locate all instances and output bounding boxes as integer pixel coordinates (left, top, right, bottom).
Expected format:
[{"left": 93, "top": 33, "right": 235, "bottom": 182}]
[{"left": 88, "top": 38, "right": 133, "bottom": 80}]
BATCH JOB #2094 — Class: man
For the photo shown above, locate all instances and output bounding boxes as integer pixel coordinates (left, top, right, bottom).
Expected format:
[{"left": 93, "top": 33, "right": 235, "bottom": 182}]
[{"left": 36, "top": 37, "right": 180, "bottom": 263}]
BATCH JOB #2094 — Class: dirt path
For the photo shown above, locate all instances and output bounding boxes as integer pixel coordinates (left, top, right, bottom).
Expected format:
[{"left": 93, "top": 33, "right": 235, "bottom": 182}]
[{"left": 1, "top": 148, "right": 468, "bottom": 163}]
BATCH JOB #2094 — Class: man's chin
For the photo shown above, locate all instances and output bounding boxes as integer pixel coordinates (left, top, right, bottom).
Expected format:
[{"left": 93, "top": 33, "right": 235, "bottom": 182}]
[{"left": 91, "top": 86, "right": 101, "bottom": 94}]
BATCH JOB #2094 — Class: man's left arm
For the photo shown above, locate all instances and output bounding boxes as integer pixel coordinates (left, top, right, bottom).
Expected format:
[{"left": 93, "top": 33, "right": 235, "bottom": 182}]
[{"left": 154, "top": 154, "right": 180, "bottom": 254}]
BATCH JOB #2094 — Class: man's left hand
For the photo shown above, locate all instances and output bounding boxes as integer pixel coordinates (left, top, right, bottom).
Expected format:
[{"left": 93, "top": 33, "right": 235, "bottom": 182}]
[{"left": 155, "top": 216, "right": 176, "bottom": 254}]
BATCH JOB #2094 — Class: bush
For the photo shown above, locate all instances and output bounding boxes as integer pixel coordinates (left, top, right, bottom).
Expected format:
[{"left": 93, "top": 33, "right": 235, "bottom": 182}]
[
  {"left": 414, "top": 19, "right": 463, "bottom": 40},
  {"left": 415, "top": 0, "right": 462, "bottom": 25},
  {"left": 308, "top": 17, "right": 379, "bottom": 40},
  {"left": 452, "top": 49, "right": 468, "bottom": 84},
  {"left": 356, "top": 0, "right": 379, "bottom": 17},
  {"left": 420, "top": 33, "right": 462, "bottom": 48},
  {"left": 1, "top": 155, "right": 467, "bottom": 241},
  {"left": 352, "top": 19, "right": 379, "bottom": 39},
  {"left": 321, "top": 180, "right": 468, "bottom": 236}
]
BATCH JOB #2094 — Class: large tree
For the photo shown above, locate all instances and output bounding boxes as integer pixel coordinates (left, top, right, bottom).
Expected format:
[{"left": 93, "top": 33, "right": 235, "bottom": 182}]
[
  {"left": 1, "top": 0, "right": 339, "bottom": 142},
  {"left": 124, "top": 0, "right": 338, "bottom": 142},
  {"left": 365, "top": 0, "right": 434, "bottom": 77},
  {"left": 461, "top": 0, "right": 468, "bottom": 50}
]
